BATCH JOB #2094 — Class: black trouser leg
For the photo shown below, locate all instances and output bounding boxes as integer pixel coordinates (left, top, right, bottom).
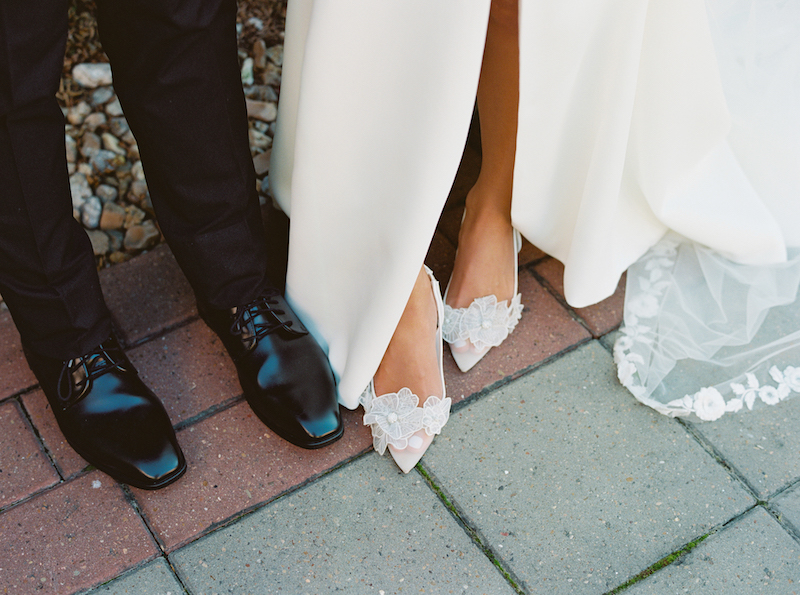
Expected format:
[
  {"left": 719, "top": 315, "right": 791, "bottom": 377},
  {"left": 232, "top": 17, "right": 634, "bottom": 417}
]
[
  {"left": 0, "top": 0, "right": 112, "bottom": 360},
  {"left": 95, "top": 0, "right": 270, "bottom": 309}
]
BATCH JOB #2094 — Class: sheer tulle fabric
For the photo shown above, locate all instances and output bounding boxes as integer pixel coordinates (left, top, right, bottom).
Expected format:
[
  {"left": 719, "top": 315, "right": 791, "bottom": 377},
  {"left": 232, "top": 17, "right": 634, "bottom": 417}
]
[{"left": 616, "top": 237, "right": 800, "bottom": 421}]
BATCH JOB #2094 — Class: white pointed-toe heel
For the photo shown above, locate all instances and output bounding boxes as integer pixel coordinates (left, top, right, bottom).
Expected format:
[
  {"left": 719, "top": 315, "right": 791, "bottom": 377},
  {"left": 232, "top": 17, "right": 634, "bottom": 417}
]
[
  {"left": 443, "top": 229, "right": 524, "bottom": 373},
  {"left": 360, "top": 266, "right": 451, "bottom": 473}
]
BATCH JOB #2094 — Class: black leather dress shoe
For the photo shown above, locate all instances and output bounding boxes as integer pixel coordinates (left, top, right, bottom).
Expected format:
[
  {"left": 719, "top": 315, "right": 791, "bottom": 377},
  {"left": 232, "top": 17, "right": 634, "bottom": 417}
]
[
  {"left": 24, "top": 335, "right": 186, "bottom": 490},
  {"left": 198, "top": 289, "right": 343, "bottom": 449}
]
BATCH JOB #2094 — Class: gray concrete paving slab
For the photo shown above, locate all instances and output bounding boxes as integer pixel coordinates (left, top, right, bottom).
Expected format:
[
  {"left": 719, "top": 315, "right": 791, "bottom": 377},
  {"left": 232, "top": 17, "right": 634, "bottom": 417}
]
[
  {"left": 771, "top": 481, "right": 800, "bottom": 539},
  {"left": 687, "top": 396, "right": 800, "bottom": 499},
  {"left": 421, "top": 341, "right": 755, "bottom": 594},
  {"left": 625, "top": 506, "right": 800, "bottom": 594},
  {"left": 86, "top": 558, "right": 184, "bottom": 594},
  {"left": 170, "top": 455, "right": 516, "bottom": 595}
]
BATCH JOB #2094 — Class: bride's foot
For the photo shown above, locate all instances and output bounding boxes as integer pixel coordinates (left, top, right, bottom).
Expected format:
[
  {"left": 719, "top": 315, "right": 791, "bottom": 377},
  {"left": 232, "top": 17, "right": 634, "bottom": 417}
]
[
  {"left": 448, "top": 188, "right": 516, "bottom": 308},
  {"left": 361, "top": 267, "right": 451, "bottom": 473},
  {"left": 443, "top": 187, "right": 523, "bottom": 372},
  {"left": 374, "top": 267, "right": 443, "bottom": 402}
]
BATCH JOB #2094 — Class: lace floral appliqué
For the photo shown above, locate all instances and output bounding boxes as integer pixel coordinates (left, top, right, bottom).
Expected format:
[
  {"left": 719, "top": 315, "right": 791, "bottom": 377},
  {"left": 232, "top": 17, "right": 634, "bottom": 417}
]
[
  {"left": 443, "top": 294, "right": 523, "bottom": 351},
  {"left": 360, "top": 386, "right": 452, "bottom": 455}
]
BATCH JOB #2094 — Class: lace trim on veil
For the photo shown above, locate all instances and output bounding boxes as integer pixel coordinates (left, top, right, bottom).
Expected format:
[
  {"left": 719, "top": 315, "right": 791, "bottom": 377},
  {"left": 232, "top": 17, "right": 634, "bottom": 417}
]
[{"left": 614, "top": 234, "right": 800, "bottom": 421}]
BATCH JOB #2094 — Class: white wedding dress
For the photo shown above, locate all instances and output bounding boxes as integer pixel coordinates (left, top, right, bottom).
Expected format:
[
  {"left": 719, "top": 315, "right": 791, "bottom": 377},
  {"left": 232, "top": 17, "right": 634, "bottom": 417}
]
[{"left": 271, "top": 0, "right": 800, "bottom": 421}]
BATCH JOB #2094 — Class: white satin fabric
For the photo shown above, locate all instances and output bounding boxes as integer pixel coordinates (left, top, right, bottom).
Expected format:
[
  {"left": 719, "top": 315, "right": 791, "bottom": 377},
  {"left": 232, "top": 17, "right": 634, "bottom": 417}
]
[{"left": 271, "top": 0, "right": 800, "bottom": 415}]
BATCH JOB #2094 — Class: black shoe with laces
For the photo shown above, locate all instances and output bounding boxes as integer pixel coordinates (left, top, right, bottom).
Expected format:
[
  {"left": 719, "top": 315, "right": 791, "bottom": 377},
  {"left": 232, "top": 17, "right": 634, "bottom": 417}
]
[
  {"left": 198, "top": 289, "right": 343, "bottom": 449},
  {"left": 23, "top": 335, "right": 186, "bottom": 489}
]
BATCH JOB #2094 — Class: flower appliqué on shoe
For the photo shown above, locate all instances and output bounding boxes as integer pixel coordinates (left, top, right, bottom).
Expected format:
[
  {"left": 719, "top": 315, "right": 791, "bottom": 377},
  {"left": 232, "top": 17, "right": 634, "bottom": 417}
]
[
  {"left": 421, "top": 395, "right": 451, "bottom": 436},
  {"left": 443, "top": 294, "right": 523, "bottom": 351},
  {"left": 360, "top": 386, "right": 451, "bottom": 455}
]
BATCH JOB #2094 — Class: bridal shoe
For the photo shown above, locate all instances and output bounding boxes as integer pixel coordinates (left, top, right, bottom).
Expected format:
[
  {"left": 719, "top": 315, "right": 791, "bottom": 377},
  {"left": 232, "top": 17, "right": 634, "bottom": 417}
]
[
  {"left": 443, "top": 229, "right": 524, "bottom": 372},
  {"left": 360, "top": 266, "right": 452, "bottom": 473}
]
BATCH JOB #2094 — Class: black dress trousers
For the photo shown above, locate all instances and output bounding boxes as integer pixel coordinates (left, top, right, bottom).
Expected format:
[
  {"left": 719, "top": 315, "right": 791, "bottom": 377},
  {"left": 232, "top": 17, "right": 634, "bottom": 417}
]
[{"left": 0, "top": 0, "right": 269, "bottom": 360}]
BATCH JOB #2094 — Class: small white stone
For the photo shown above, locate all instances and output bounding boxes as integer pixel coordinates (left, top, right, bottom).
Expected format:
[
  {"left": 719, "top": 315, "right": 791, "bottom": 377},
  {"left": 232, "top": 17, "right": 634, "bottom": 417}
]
[
  {"left": 66, "top": 101, "right": 92, "bottom": 125},
  {"left": 83, "top": 112, "right": 107, "bottom": 132},
  {"left": 102, "top": 132, "right": 126, "bottom": 155},
  {"left": 261, "top": 62, "right": 281, "bottom": 86},
  {"left": 65, "top": 134, "right": 77, "bottom": 163},
  {"left": 105, "top": 98, "right": 123, "bottom": 117},
  {"left": 131, "top": 160, "right": 145, "bottom": 181},
  {"left": 72, "top": 63, "right": 113, "bottom": 88},
  {"left": 241, "top": 57, "right": 254, "bottom": 85},
  {"left": 69, "top": 172, "right": 92, "bottom": 208},
  {"left": 265, "top": 45, "right": 284, "bottom": 66},
  {"left": 92, "top": 480, "right": 102, "bottom": 489},
  {"left": 246, "top": 99, "right": 278, "bottom": 123}
]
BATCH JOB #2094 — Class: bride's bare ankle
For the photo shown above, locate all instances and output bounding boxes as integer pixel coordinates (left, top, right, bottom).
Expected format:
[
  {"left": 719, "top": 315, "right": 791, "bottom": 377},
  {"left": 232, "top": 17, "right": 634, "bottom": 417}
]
[
  {"left": 374, "top": 267, "right": 441, "bottom": 398},
  {"left": 463, "top": 181, "right": 513, "bottom": 225}
]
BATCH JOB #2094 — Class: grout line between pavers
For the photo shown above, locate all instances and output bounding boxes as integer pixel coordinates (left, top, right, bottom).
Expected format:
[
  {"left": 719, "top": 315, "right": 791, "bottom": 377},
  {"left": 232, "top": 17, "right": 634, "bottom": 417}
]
[
  {"left": 416, "top": 464, "right": 527, "bottom": 595},
  {"left": 603, "top": 530, "right": 712, "bottom": 594},
  {"left": 118, "top": 313, "right": 201, "bottom": 351},
  {"left": 605, "top": 502, "right": 766, "bottom": 593},
  {"left": 526, "top": 263, "right": 600, "bottom": 338},
  {"left": 451, "top": 337, "right": 593, "bottom": 416},
  {"left": 763, "top": 501, "right": 800, "bottom": 546},
  {"left": 14, "top": 395, "right": 66, "bottom": 482},
  {"left": 70, "top": 555, "right": 191, "bottom": 595},
  {"left": 0, "top": 382, "right": 41, "bottom": 406},
  {"left": 0, "top": 467, "right": 96, "bottom": 516},
  {"left": 765, "top": 474, "right": 800, "bottom": 503},
  {"left": 116, "top": 485, "right": 196, "bottom": 592},
  {"left": 762, "top": 479, "right": 800, "bottom": 547},
  {"left": 123, "top": 484, "right": 171, "bottom": 553},
  {"left": 173, "top": 393, "right": 245, "bottom": 431},
  {"left": 155, "top": 446, "right": 375, "bottom": 554},
  {"left": 675, "top": 418, "right": 762, "bottom": 501}
]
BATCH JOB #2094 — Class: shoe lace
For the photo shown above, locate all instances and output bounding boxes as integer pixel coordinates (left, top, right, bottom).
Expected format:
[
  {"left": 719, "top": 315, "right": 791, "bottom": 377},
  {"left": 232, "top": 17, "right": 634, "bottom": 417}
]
[
  {"left": 57, "top": 343, "right": 126, "bottom": 408},
  {"left": 229, "top": 291, "right": 305, "bottom": 349}
]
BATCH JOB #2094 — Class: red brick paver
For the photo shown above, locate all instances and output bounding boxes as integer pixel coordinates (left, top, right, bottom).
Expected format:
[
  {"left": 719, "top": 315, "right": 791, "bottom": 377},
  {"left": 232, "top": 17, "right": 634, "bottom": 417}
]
[
  {"left": 132, "top": 402, "right": 372, "bottom": 551},
  {"left": 0, "top": 401, "right": 59, "bottom": 510},
  {"left": 0, "top": 472, "right": 158, "bottom": 595},
  {"left": 128, "top": 319, "right": 240, "bottom": 425},
  {"left": 0, "top": 312, "right": 36, "bottom": 400},
  {"left": 101, "top": 244, "right": 196, "bottom": 345},
  {"left": 21, "top": 390, "right": 88, "bottom": 480},
  {"left": 533, "top": 258, "right": 625, "bottom": 337}
]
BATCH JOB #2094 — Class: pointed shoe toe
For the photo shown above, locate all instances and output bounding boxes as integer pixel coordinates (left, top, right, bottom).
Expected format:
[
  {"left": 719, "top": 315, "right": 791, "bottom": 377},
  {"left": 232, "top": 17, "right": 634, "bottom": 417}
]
[
  {"left": 388, "top": 430, "right": 435, "bottom": 473},
  {"left": 449, "top": 340, "right": 490, "bottom": 373}
]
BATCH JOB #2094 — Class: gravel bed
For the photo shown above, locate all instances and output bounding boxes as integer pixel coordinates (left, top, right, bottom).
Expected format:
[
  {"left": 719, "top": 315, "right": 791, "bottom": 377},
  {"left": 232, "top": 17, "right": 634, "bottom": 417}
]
[{"left": 0, "top": 0, "right": 287, "bottom": 310}]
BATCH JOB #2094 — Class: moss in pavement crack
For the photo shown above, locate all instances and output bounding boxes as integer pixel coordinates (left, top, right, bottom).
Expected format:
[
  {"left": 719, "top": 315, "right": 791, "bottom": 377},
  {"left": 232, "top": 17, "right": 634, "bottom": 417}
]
[
  {"left": 417, "top": 465, "right": 525, "bottom": 595},
  {"left": 605, "top": 533, "right": 710, "bottom": 594}
]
